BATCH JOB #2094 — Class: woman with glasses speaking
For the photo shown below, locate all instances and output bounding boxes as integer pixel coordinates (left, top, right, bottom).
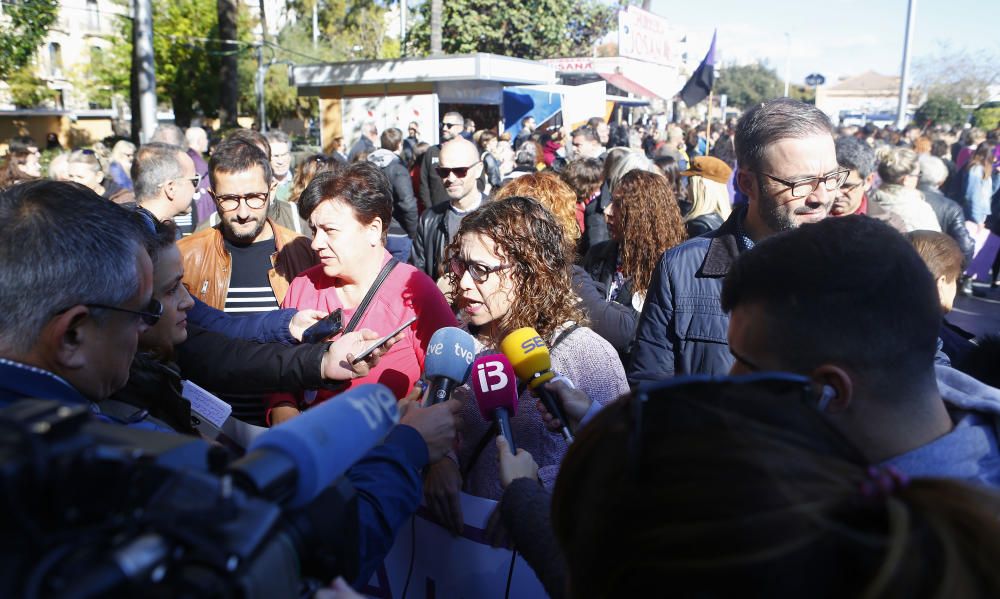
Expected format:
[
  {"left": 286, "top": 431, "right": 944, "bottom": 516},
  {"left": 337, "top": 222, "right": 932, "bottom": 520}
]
[{"left": 422, "top": 196, "right": 629, "bottom": 535}]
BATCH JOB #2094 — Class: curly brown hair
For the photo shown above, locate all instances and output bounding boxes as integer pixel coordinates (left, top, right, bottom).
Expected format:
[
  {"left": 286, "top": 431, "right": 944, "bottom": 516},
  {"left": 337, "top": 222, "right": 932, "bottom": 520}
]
[
  {"left": 445, "top": 196, "right": 586, "bottom": 345},
  {"left": 492, "top": 171, "right": 580, "bottom": 246},
  {"left": 612, "top": 170, "right": 687, "bottom": 296}
]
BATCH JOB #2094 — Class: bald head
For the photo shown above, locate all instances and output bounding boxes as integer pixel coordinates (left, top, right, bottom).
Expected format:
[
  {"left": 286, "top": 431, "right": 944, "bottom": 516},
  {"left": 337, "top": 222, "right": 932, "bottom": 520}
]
[
  {"left": 438, "top": 138, "right": 483, "bottom": 207},
  {"left": 185, "top": 127, "right": 208, "bottom": 154}
]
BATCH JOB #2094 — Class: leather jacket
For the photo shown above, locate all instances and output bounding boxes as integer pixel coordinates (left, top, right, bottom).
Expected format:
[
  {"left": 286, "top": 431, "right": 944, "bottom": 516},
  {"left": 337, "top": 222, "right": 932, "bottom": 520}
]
[
  {"left": 918, "top": 184, "right": 975, "bottom": 264},
  {"left": 177, "top": 219, "right": 318, "bottom": 310},
  {"left": 411, "top": 201, "right": 451, "bottom": 279}
]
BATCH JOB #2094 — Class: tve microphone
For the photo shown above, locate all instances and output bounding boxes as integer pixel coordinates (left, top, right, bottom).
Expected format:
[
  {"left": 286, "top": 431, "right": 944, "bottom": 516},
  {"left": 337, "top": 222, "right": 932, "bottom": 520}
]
[
  {"left": 423, "top": 326, "right": 476, "bottom": 405},
  {"left": 232, "top": 383, "right": 399, "bottom": 508},
  {"left": 470, "top": 354, "right": 519, "bottom": 453},
  {"left": 500, "top": 327, "right": 574, "bottom": 442}
]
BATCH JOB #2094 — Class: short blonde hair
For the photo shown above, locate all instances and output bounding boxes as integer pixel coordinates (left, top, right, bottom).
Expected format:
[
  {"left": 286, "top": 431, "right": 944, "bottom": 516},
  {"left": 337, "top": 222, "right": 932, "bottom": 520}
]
[{"left": 877, "top": 147, "right": 919, "bottom": 184}]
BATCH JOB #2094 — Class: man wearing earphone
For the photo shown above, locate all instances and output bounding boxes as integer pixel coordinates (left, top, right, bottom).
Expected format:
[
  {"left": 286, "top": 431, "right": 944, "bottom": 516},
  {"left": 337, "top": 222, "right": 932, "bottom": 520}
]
[{"left": 720, "top": 215, "right": 1000, "bottom": 487}]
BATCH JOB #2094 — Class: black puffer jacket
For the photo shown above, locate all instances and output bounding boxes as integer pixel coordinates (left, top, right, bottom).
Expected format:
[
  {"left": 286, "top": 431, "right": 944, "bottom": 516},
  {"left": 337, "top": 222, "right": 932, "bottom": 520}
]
[{"left": 919, "top": 184, "right": 975, "bottom": 264}]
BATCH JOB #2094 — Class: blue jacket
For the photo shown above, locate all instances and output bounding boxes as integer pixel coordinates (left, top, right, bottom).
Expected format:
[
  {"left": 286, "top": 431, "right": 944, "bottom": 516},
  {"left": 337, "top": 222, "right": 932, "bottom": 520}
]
[
  {"left": 886, "top": 366, "right": 1000, "bottom": 488},
  {"left": 627, "top": 205, "right": 748, "bottom": 385},
  {"left": 188, "top": 296, "right": 297, "bottom": 344}
]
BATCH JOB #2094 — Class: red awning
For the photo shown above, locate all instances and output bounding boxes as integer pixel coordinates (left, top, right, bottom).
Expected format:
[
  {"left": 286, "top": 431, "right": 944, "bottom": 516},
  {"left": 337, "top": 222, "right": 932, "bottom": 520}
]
[{"left": 598, "top": 72, "right": 662, "bottom": 100}]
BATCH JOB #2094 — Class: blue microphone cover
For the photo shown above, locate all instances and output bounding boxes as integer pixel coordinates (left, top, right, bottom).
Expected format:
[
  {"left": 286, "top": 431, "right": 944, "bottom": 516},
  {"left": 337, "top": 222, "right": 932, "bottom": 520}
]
[
  {"left": 424, "top": 326, "right": 476, "bottom": 384},
  {"left": 249, "top": 383, "right": 399, "bottom": 508}
]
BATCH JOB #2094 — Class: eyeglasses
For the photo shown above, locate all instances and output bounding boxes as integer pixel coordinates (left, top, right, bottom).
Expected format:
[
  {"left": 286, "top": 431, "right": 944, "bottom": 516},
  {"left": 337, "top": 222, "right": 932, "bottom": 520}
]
[
  {"left": 209, "top": 191, "right": 269, "bottom": 211},
  {"left": 442, "top": 122, "right": 463, "bottom": 129},
  {"left": 839, "top": 179, "right": 865, "bottom": 193},
  {"left": 435, "top": 162, "right": 481, "bottom": 179},
  {"left": 758, "top": 168, "right": 850, "bottom": 199},
  {"left": 87, "top": 298, "right": 163, "bottom": 326},
  {"left": 627, "top": 373, "right": 825, "bottom": 478},
  {"left": 449, "top": 257, "right": 512, "bottom": 284}
]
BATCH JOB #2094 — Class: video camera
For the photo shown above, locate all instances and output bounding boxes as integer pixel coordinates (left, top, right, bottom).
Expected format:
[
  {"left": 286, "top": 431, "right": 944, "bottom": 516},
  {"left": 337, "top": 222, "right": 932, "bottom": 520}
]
[{"left": 0, "top": 384, "right": 399, "bottom": 599}]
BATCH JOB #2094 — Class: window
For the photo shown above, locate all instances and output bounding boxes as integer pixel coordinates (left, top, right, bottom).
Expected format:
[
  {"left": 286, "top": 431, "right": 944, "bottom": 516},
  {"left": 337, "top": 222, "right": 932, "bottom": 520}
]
[
  {"left": 87, "top": 0, "right": 100, "bottom": 31},
  {"left": 49, "top": 43, "right": 63, "bottom": 78}
]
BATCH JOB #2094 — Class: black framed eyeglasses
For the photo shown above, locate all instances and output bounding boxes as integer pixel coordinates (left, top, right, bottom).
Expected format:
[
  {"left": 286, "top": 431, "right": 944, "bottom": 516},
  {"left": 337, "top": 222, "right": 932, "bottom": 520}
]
[
  {"left": 209, "top": 191, "right": 269, "bottom": 211},
  {"left": 441, "top": 121, "right": 463, "bottom": 129},
  {"left": 627, "top": 373, "right": 821, "bottom": 478},
  {"left": 449, "top": 257, "right": 512, "bottom": 284},
  {"left": 435, "top": 162, "right": 481, "bottom": 179},
  {"left": 758, "top": 168, "right": 850, "bottom": 199},
  {"left": 87, "top": 298, "right": 163, "bottom": 326}
]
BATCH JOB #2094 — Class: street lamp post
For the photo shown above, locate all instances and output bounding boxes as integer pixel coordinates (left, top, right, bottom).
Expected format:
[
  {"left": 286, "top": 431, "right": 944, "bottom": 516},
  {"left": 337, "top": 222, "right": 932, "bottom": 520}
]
[
  {"left": 783, "top": 33, "right": 790, "bottom": 97},
  {"left": 896, "top": 0, "right": 917, "bottom": 129}
]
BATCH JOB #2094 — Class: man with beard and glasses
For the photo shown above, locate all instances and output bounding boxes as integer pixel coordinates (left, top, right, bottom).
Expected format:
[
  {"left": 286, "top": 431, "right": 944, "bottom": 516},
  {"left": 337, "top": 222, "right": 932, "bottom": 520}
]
[
  {"left": 177, "top": 138, "right": 319, "bottom": 426},
  {"left": 178, "top": 138, "right": 317, "bottom": 314},
  {"left": 628, "top": 97, "right": 841, "bottom": 383}
]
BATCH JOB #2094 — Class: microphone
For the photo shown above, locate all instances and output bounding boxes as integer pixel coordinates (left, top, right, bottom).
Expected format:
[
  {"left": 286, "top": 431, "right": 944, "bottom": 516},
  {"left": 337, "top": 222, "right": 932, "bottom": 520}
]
[
  {"left": 500, "top": 327, "right": 574, "bottom": 442},
  {"left": 470, "top": 354, "right": 519, "bottom": 453},
  {"left": 231, "top": 383, "right": 399, "bottom": 508},
  {"left": 423, "top": 326, "right": 476, "bottom": 406}
]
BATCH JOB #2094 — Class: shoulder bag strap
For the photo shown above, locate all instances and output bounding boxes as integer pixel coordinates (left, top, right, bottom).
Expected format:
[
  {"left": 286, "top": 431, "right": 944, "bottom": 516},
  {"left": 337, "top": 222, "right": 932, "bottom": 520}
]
[{"left": 343, "top": 258, "right": 399, "bottom": 334}]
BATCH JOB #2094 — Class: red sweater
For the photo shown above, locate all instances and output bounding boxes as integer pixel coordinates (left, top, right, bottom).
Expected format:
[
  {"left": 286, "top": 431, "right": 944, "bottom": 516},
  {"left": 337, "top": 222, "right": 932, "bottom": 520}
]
[{"left": 268, "top": 251, "right": 457, "bottom": 418}]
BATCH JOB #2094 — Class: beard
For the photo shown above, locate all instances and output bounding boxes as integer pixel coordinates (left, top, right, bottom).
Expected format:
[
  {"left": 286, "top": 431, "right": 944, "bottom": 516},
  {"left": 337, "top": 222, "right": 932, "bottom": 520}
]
[
  {"left": 754, "top": 178, "right": 828, "bottom": 233},
  {"left": 224, "top": 214, "right": 268, "bottom": 244}
]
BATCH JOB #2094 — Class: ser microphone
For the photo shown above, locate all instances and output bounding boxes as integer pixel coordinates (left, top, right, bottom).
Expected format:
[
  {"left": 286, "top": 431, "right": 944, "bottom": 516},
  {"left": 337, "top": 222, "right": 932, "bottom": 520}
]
[
  {"left": 470, "top": 354, "right": 519, "bottom": 453},
  {"left": 231, "top": 383, "right": 399, "bottom": 508},
  {"left": 500, "top": 327, "right": 574, "bottom": 442},
  {"left": 423, "top": 326, "right": 476, "bottom": 405}
]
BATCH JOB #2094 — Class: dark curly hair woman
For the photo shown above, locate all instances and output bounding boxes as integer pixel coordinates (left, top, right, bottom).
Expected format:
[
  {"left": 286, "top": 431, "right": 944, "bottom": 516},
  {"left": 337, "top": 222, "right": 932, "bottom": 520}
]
[
  {"left": 421, "top": 196, "right": 628, "bottom": 533},
  {"left": 574, "top": 169, "right": 687, "bottom": 361}
]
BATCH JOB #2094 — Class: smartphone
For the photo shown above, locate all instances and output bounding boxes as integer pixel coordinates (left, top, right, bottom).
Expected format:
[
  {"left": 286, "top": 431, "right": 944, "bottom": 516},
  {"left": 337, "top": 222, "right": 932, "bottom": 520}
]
[
  {"left": 301, "top": 309, "right": 343, "bottom": 344},
  {"left": 350, "top": 316, "right": 418, "bottom": 364}
]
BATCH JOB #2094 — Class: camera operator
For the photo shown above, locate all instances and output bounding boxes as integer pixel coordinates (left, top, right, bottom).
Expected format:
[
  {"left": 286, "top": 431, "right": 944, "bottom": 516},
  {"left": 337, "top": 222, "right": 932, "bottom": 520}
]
[{"left": 0, "top": 180, "right": 462, "bottom": 589}]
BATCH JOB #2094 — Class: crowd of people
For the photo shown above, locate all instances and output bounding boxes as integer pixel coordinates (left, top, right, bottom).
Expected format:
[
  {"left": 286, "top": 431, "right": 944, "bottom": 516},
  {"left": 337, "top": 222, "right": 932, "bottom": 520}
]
[{"left": 2, "top": 96, "right": 1000, "bottom": 597}]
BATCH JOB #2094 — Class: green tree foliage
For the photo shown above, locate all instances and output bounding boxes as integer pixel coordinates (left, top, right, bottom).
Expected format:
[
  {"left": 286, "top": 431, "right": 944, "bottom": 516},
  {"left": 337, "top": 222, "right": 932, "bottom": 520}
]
[
  {"left": 972, "top": 102, "right": 1000, "bottom": 131},
  {"left": 0, "top": 0, "right": 59, "bottom": 80},
  {"left": 97, "top": 0, "right": 258, "bottom": 126},
  {"left": 406, "top": 0, "right": 615, "bottom": 59},
  {"left": 286, "top": 0, "right": 393, "bottom": 59},
  {"left": 715, "top": 62, "right": 783, "bottom": 109},
  {"left": 914, "top": 95, "right": 968, "bottom": 127},
  {"left": 7, "top": 68, "right": 59, "bottom": 108}
]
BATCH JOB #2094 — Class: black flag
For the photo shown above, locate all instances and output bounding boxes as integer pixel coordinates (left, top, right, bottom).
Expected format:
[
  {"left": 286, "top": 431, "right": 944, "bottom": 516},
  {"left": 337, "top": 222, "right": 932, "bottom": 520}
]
[{"left": 679, "top": 31, "right": 717, "bottom": 106}]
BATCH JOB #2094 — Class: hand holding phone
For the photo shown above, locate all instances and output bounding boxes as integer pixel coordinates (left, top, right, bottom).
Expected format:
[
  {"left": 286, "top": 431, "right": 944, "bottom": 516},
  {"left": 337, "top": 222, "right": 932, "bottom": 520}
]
[
  {"left": 350, "top": 315, "right": 417, "bottom": 365},
  {"left": 302, "top": 309, "right": 344, "bottom": 344}
]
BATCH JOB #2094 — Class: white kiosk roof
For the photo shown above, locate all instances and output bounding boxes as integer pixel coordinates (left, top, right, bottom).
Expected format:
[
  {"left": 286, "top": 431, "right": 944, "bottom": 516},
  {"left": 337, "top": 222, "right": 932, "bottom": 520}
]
[{"left": 292, "top": 53, "right": 557, "bottom": 97}]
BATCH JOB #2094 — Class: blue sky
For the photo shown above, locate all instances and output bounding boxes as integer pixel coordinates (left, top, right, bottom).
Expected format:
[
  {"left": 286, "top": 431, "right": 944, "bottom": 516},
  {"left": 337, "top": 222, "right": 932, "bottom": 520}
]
[{"left": 649, "top": 0, "right": 999, "bottom": 85}]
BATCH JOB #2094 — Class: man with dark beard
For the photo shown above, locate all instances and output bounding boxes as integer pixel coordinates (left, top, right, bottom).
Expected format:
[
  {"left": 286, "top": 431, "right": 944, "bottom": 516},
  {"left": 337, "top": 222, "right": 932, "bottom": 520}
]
[
  {"left": 628, "top": 98, "right": 843, "bottom": 383},
  {"left": 177, "top": 138, "right": 316, "bottom": 313}
]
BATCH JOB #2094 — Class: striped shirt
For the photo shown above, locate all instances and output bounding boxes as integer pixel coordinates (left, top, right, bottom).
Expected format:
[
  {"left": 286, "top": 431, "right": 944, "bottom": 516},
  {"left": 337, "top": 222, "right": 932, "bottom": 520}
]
[
  {"left": 174, "top": 212, "right": 195, "bottom": 237},
  {"left": 224, "top": 238, "right": 279, "bottom": 313}
]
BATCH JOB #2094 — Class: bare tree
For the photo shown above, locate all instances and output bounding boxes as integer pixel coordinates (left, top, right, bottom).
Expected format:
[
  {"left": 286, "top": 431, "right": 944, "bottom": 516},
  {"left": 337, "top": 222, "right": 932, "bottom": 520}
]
[{"left": 913, "top": 42, "right": 1000, "bottom": 106}]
